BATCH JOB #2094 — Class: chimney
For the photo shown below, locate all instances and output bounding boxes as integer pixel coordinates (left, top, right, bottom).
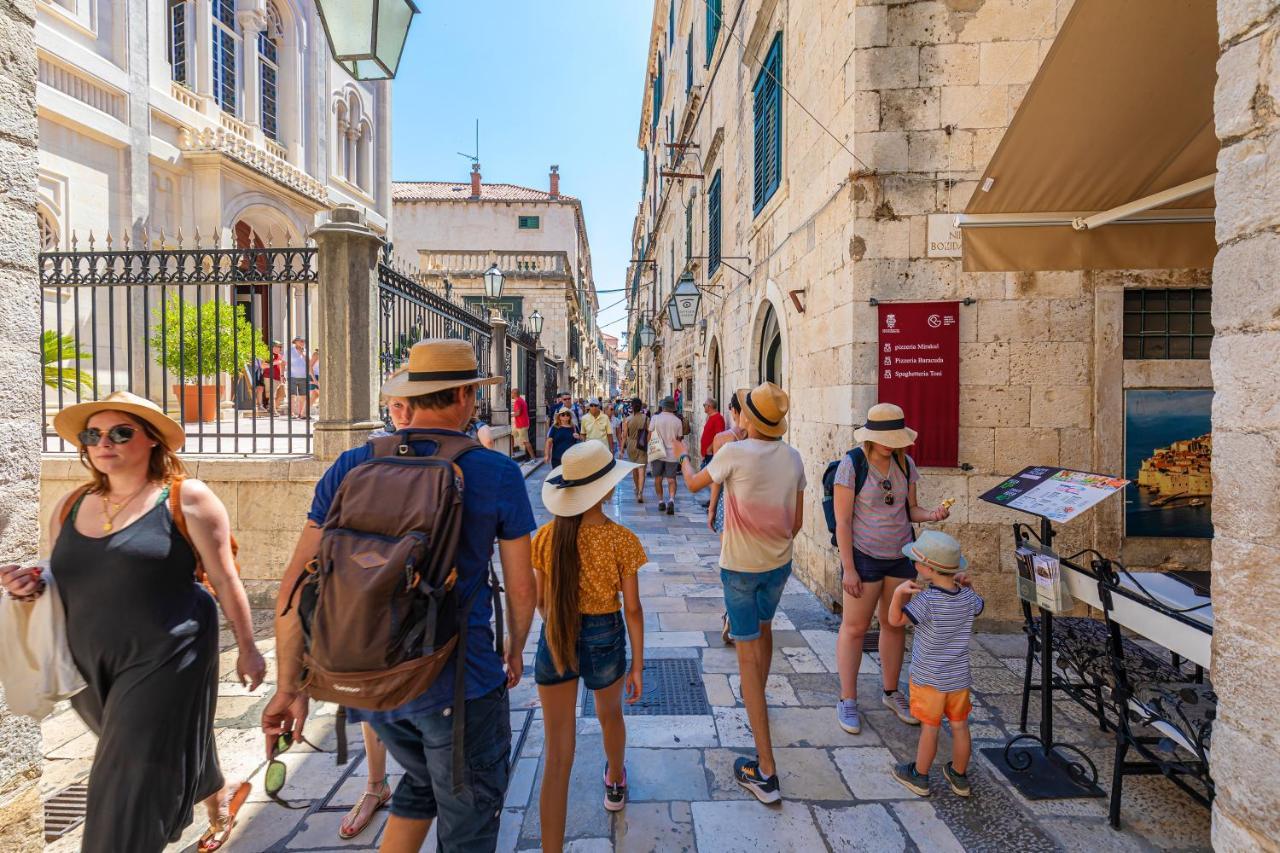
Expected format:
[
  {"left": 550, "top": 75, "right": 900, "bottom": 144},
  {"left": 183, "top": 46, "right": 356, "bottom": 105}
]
[
  {"left": 549, "top": 164, "right": 560, "bottom": 199},
  {"left": 470, "top": 162, "right": 482, "bottom": 199}
]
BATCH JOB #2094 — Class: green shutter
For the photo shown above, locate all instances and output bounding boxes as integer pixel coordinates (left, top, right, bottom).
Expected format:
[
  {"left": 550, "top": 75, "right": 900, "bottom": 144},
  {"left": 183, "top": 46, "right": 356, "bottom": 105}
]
[
  {"left": 753, "top": 33, "right": 783, "bottom": 214},
  {"left": 708, "top": 171, "right": 721, "bottom": 275},
  {"left": 518, "top": 215, "right": 540, "bottom": 229},
  {"left": 706, "top": 0, "right": 721, "bottom": 66}
]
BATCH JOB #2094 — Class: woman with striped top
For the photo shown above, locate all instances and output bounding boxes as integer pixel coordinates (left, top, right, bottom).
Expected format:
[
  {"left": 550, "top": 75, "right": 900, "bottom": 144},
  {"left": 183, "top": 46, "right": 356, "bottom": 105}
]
[{"left": 832, "top": 404, "right": 951, "bottom": 736}]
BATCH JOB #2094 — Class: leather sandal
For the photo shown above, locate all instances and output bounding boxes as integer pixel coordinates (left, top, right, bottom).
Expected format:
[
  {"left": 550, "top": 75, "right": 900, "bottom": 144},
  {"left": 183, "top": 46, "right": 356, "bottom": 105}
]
[
  {"left": 338, "top": 777, "right": 391, "bottom": 840},
  {"left": 197, "top": 781, "right": 251, "bottom": 852}
]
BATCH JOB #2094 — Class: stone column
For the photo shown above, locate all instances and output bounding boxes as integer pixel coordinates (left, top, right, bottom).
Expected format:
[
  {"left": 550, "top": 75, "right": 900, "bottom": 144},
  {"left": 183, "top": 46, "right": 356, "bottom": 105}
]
[
  {"left": 193, "top": 0, "right": 214, "bottom": 101},
  {"left": 311, "top": 206, "right": 383, "bottom": 462},
  {"left": 535, "top": 345, "right": 549, "bottom": 447},
  {"left": 1208, "top": 2, "right": 1280, "bottom": 847},
  {"left": 488, "top": 316, "right": 511, "bottom": 455},
  {"left": 236, "top": 10, "right": 264, "bottom": 139},
  {"left": 0, "top": 2, "right": 44, "bottom": 847}
]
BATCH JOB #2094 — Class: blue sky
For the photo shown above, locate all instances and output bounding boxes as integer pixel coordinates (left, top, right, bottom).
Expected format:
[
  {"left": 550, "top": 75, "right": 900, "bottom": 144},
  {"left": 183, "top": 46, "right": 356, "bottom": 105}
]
[{"left": 390, "top": 1, "right": 655, "bottom": 340}]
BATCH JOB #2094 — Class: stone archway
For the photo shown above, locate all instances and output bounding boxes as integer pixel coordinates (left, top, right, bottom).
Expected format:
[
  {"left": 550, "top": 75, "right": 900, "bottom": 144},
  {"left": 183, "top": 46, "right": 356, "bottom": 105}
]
[{"left": 750, "top": 282, "right": 789, "bottom": 388}]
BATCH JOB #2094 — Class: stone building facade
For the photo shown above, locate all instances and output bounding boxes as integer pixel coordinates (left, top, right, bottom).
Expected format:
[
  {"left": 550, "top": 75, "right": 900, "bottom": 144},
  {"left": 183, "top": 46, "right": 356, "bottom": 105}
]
[
  {"left": 393, "top": 166, "right": 608, "bottom": 400},
  {"left": 628, "top": 0, "right": 1216, "bottom": 622},
  {"left": 0, "top": 1, "right": 45, "bottom": 847}
]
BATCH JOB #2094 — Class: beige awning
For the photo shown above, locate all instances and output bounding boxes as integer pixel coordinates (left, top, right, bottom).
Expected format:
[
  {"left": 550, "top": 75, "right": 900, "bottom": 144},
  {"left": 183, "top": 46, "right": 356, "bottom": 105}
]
[{"left": 959, "top": 0, "right": 1219, "bottom": 272}]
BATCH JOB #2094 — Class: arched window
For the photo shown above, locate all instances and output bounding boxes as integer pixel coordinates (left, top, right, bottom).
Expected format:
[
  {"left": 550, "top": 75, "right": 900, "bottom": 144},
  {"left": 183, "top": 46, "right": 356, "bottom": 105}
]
[
  {"left": 357, "top": 120, "right": 373, "bottom": 191},
  {"left": 709, "top": 338, "right": 722, "bottom": 411},
  {"left": 167, "top": 0, "right": 189, "bottom": 86},
  {"left": 38, "top": 207, "right": 58, "bottom": 251},
  {"left": 212, "top": 0, "right": 239, "bottom": 114},
  {"left": 259, "top": 3, "right": 282, "bottom": 141},
  {"left": 334, "top": 99, "right": 349, "bottom": 179},
  {"left": 758, "top": 303, "right": 782, "bottom": 386}
]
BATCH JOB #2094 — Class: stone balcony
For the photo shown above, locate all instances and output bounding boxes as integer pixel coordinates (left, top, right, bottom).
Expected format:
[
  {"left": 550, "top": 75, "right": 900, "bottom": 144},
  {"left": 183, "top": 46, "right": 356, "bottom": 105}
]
[{"left": 417, "top": 249, "right": 572, "bottom": 279}]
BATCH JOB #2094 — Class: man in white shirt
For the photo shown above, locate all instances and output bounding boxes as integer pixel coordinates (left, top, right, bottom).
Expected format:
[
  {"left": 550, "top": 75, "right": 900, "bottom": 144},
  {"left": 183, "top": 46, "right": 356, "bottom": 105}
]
[
  {"left": 673, "top": 382, "right": 805, "bottom": 805},
  {"left": 649, "top": 397, "right": 684, "bottom": 516}
]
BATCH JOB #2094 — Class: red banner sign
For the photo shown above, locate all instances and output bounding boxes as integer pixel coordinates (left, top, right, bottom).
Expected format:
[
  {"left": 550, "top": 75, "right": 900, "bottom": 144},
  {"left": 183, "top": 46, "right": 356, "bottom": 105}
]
[{"left": 877, "top": 301, "right": 960, "bottom": 468}]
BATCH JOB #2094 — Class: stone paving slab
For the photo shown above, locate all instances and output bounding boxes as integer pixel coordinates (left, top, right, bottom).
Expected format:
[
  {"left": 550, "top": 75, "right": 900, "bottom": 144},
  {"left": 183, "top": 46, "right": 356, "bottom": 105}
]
[{"left": 36, "top": 468, "right": 1211, "bottom": 851}]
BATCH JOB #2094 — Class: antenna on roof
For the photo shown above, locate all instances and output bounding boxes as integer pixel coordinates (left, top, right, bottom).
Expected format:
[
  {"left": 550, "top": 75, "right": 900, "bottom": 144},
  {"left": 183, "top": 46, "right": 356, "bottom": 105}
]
[{"left": 457, "top": 119, "right": 479, "bottom": 165}]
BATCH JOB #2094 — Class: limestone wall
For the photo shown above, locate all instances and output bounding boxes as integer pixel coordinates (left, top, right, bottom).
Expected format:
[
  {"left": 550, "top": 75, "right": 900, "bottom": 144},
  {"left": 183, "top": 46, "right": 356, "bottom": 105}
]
[
  {"left": 1208, "top": 1, "right": 1280, "bottom": 847},
  {"left": 0, "top": 0, "right": 44, "bottom": 846},
  {"left": 39, "top": 457, "right": 321, "bottom": 607}
]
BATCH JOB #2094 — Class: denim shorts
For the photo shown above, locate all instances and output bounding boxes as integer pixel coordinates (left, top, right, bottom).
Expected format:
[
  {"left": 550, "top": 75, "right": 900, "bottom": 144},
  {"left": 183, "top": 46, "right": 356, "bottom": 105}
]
[
  {"left": 535, "top": 611, "right": 627, "bottom": 690},
  {"left": 369, "top": 686, "right": 510, "bottom": 847},
  {"left": 852, "top": 549, "right": 917, "bottom": 583},
  {"left": 720, "top": 562, "right": 792, "bottom": 641}
]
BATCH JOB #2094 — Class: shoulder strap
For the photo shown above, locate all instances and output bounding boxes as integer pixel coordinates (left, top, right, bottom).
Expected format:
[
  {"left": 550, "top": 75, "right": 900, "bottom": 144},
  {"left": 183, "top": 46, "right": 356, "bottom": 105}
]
[
  {"left": 57, "top": 485, "right": 93, "bottom": 526},
  {"left": 896, "top": 452, "right": 912, "bottom": 478},
  {"left": 850, "top": 447, "right": 869, "bottom": 496},
  {"left": 169, "top": 477, "right": 239, "bottom": 590}
]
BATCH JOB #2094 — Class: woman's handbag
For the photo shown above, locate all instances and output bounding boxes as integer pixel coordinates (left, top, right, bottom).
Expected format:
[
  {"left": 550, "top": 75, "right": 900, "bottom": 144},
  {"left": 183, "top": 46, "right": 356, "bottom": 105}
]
[{"left": 0, "top": 564, "right": 86, "bottom": 719}]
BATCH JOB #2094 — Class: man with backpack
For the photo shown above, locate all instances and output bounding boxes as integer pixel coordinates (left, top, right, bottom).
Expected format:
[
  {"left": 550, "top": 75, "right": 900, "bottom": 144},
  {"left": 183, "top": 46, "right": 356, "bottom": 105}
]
[{"left": 261, "top": 339, "right": 537, "bottom": 853}]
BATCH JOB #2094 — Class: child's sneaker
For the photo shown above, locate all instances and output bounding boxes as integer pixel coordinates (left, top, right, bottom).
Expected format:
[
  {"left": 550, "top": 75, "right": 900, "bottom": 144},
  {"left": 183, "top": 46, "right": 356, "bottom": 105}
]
[
  {"left": 942, "top": 762, "right": 971, "bottom": 797},
  {"left": 892, "top": 761, "right": 931, "bottom": 797},
  {"left": 733, "top": 757, "right": 781, "bottom": 804},
  {"left": 837, "top": 698, "right": 861, "bottom": 734},
  {"left": 602, "top": 765, "right": 627, "bottom": 812},
  {"left": 882, "top": 690, "right": 919, "bottom": 725}
]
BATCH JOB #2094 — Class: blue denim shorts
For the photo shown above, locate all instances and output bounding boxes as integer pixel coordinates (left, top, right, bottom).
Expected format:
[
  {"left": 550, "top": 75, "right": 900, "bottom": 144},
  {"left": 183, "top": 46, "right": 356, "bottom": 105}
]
[
  {"left": 535, "top": 611, "right": 627, "bottom": 690},
  {"left": 720, "top": 562, "right": 792, "bottom": 641},
  {"left": 369, "top": 686, "right": 510, "bottom": 845},
  {"left": 852, "top": 548, "right": 917, "bottom": 583}
]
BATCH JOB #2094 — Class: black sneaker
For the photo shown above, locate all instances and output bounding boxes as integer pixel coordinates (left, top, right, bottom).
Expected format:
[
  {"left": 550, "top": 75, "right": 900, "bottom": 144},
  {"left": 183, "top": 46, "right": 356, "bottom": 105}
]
[
  {"left": 892, "top": 761, "right": 931, "bottom": 797},
  {"left": 734, "top": 757, "right": 781, "bottom": 804},
  {"left": 658, "top": 501, "right": 666, "bottom": 512},
  {"left": 943, "top": 762, "right": 971, "bottom": 797},
  {"left": 603, "top": 764, "right": 627, "bottom": 812},
  {"left": 666, "top": 502, "right": 675, "bottom": 515}
]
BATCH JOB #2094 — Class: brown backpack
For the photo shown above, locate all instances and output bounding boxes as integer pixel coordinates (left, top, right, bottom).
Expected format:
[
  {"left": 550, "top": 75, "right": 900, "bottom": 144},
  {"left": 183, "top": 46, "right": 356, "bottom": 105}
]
[
  {"left": 288, "top": 430, "right": 500, "bottom": 788},
  {"left": 58, "top": 477, "right": 240, "bottom": 593}
]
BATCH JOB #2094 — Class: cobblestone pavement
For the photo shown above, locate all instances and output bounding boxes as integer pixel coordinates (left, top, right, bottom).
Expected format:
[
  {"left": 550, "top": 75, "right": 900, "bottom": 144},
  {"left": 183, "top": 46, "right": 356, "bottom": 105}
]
[{"left": 40, "top": 466, "right": 1211, "bottom": 851}]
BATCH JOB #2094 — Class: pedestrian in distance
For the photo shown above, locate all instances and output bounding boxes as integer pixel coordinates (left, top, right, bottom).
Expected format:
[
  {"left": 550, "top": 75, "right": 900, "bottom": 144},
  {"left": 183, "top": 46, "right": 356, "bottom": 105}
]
[
  {"left": 833, "top": 403, "right": 951, "bottom": 736},
  {"left": 580, "top": 398, "right": 614, "bottom": 453},
  {"left": 699, "top": 397, "right": 726, "bottom": 468},
  {"left": 534, "top": 441, "right": 647, "bottom": 851},
  {"left": 886, "top": 530, "right": 983, "bottom": 798},
  {"left": 288, "top": 336, "right": 311, "bottom": 419},
  {"left": 673, "top": 382, "right": 806, "bottom": 804},
  {"left": 510, "top": 386, "right": 535, "bottom": 459},
  {"left": 707, "top": 389, "right": 750, "bottom": 645},
  {"left": 621, "top": 397, "right": 649, "bottom": 502},
  {"left": 262, "top": 339, "right": 538, "bottom": 853},
  {"left": 0, "top": 391, "right": 266, "bottom": 853},
  {"left": 545, "top": 407, "right": 581, "bottom": 468},
  {"left": 649, "top": 396, "right": 684, "bottom": 515}
]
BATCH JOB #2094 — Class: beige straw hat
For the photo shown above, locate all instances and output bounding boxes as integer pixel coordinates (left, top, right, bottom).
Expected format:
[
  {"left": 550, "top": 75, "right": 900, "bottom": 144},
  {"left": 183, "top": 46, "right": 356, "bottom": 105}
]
[
  {"left": 741, "top": 382, "right": 789, "bottom": 438},
  {"left": 852, "top": 402, "right": 918, "bottom": 449},
  {"left": 902, "top": 529, "right": 968, "bottom": 575},
  {"left": 380, "top": 339, "right": 503, "bottom": 397},
  {"left": 542, "top": 441, "right": 640, "bottom": 517},
  {"left": 54, "top": 391, "right": 186, "bottom": 451}
]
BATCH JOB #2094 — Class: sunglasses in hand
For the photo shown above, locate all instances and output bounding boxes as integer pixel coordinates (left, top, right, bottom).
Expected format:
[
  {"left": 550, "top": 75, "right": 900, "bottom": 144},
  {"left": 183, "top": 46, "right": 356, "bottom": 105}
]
[{"left": 264, "top": 731, "right": 327, "bottom": 806}]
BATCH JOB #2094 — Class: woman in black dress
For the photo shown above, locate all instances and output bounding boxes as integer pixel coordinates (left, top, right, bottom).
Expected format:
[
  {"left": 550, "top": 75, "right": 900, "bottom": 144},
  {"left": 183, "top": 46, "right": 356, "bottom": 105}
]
[{"left": 0, "top": 392, "right": 265, "bottom": 852}]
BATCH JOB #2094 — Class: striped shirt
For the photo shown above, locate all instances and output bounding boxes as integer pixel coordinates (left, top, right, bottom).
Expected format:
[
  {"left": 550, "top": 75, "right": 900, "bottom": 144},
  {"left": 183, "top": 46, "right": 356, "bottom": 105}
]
[
  {"left": 835, "top": 452, "right": 919, "bottom": 559},
  {"left": 904, "top": 585, "right": 985, "bottom": 692}
]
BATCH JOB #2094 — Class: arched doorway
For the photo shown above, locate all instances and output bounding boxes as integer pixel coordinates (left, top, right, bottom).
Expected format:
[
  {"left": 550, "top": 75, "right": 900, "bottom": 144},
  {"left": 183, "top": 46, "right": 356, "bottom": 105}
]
[{"left": 758, "top": 303, "right": 782, "bottom": 386}]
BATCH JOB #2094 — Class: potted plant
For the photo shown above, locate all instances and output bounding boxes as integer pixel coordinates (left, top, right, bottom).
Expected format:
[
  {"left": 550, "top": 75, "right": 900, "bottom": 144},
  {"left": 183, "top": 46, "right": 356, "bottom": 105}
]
[{"left": 150, "top": 293, "right": 268, "bottom": 422}]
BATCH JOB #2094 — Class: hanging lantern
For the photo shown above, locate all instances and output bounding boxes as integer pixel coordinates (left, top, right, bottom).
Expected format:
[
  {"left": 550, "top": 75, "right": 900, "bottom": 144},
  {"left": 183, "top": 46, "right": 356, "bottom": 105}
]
[
  {"left": 315, "top": 0, "right": 420, "bottom": 81},
  {"left": 673, "top": 271, "right": 701, "bottom": 327}
]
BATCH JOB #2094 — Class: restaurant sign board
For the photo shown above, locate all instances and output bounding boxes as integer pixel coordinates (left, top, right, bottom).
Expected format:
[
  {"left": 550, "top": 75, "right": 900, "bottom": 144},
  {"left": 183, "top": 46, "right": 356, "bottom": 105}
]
[{"left": 877, "top": 301, "right": 959, "bottom": 467}]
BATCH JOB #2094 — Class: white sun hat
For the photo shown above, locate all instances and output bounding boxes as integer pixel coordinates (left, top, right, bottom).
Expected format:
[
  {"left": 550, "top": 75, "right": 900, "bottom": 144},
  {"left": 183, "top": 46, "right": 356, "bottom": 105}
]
[{"left": 542, "top": 441, "right": 639, "bottom": 517}]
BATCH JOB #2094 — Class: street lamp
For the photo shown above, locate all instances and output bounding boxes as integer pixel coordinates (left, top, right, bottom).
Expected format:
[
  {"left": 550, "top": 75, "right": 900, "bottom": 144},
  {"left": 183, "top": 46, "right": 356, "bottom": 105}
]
[
  {"left": 315, "top": 0, "right": 420, "bottom": 81},
  {"left": 638, "top": 320, "right": 656, "bottom": 348},
  {"left": 528, "top": 309, "right": 544, "bottom": 339},
  {"left": 673, "top": 272, "right": 701, "bottom": 327},
  {"left": 666, "top": 298, "right": 685, "bottom": 332},
  {"left": 483, "top": 263, "right": 504, "bottom": 317}
]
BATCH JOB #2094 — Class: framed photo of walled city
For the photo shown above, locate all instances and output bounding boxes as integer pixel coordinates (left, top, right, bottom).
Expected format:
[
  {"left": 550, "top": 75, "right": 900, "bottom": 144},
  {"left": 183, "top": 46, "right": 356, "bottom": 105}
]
[{"left": 1124, "top": 389, "right": 1214, "bottom": 538}]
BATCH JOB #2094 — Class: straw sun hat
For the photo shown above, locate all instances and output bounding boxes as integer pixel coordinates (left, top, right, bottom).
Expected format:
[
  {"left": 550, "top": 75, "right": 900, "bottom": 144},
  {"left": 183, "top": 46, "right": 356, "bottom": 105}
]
[
  {"left": 54, "top": 390, "right": 186, "bottom": 451},
  {"left": 852, "top": 402, "right": 918, "bottom": 449},
  {"left": 741, "top": 382, "right": 790, "bottom": 438},
  {"left": 542, "top": 441, "right": 639, "bottom": 517},
  {"left": 380, "top": 339, "right": 503, "bottom": 398},
  {"left": 902, "top": 529, "right": 968, "bottom": 575}
]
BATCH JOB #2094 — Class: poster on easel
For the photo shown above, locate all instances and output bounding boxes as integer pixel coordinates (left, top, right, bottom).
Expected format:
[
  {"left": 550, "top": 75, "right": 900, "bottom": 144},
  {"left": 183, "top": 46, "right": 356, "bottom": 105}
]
[{"left": 979, "top": 466, "right": 1129, "bottom": 524}]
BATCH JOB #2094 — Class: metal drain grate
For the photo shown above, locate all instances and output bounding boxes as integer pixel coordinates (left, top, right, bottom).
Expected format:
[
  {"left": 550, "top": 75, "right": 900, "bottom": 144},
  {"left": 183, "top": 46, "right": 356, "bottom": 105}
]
[
  {"left": 583, "top": 658, "right": 710, "bottom": 717},
  {"left": 44, "top": 782, "right": 88, "bottom": 842}
]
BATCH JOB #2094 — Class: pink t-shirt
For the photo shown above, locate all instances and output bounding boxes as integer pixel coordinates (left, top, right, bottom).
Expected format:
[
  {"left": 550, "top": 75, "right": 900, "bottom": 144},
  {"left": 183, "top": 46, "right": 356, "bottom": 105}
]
[
  {"left": 512, "top": 396, "right": 529, "bottom": 428},
  {"left": 835, "top": 452, "right": 919, "bottom": 559},
  {"left": 708, "top": 438, "right": 807, "bottom": 572}
]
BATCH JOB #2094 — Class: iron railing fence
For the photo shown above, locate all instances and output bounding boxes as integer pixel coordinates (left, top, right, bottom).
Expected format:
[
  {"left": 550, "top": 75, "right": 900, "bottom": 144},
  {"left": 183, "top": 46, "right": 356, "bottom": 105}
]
[{"left": 40, "top": 238, "right": 318, "bottom": 455}]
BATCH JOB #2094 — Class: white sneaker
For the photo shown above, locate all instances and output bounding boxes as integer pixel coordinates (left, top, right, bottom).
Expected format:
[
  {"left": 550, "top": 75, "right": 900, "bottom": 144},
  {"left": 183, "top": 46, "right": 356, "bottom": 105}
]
[{"left": 883, "top": 690, "right": 919, "bottom": 725}]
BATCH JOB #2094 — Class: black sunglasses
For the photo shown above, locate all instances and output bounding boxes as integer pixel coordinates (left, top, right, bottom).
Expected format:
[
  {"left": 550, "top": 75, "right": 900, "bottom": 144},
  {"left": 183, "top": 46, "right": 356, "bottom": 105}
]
[
  {"left": 78, "top": 425, "right": 138, "bottom": 447},
  {"left": 880, "top": 479, "right": 895, "bottom": 506}
]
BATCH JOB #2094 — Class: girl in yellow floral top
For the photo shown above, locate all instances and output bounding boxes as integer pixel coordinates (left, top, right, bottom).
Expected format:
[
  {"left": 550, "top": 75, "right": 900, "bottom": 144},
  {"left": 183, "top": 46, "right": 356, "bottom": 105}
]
[{"left": 534, "top": 442, "right": 647, "bottom": 851}]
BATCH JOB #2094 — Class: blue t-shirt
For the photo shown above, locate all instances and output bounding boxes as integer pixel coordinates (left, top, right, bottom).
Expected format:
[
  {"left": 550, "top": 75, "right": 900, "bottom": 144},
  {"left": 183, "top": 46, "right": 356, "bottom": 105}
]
[
  {"left": 307, "top": 429, "right": 536, "bottom": 722},
  {"left": 548, "top": 425, "right": 577, "bottom": 467}
]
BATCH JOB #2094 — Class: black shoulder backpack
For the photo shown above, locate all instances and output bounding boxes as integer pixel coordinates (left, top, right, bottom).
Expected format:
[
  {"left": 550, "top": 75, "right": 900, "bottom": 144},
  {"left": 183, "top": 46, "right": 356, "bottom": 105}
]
[{"left": 821, "top": 446, "right": 912, "bottom": 546}]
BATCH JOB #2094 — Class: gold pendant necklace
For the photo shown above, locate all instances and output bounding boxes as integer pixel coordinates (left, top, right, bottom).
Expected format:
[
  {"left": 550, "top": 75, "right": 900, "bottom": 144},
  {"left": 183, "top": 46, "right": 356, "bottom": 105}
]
[{"left": 100, "top": 484, "right": 148, "bottom": 532}]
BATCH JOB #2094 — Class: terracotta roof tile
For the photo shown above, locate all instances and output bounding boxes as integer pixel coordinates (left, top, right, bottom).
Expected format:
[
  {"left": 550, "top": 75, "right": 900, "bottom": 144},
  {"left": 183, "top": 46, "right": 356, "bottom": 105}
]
[{"left": 392, "top": 181, "right": 577, "bottom": 203}]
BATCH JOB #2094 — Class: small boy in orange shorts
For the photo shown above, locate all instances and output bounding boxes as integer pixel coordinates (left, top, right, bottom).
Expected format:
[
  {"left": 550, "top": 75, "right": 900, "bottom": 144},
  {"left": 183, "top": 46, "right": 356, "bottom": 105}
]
[{"left": 886, "top": 530, "right": 983, "bottom": 797}]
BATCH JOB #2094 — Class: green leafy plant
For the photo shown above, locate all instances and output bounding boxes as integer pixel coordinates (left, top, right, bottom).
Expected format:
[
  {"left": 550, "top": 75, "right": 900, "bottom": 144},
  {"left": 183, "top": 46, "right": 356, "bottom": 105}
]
[
  {"left": 42, "top": 330, "right": 96, "bottom": 394},
  {"left": 150, "top": 293, "right": 268, "bottom": 383}
]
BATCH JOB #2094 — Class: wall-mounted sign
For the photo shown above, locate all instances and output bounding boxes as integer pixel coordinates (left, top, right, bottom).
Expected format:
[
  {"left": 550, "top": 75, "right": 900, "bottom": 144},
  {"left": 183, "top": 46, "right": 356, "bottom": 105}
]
[
  {"left": 926, "top": 214, "right": 962, "bottom": 258},
  {"left": 877, "top": 301, "right": 959, "bottom": 467}
]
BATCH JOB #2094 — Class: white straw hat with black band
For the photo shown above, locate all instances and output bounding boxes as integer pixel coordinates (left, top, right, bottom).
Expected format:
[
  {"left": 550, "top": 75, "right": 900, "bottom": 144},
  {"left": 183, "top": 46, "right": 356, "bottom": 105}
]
[
  {"left": 852, "top": 402, "right": 918, "bottom": 449},
  {"left": 542, "top": 442, "right": 640, "bottom": 517},
  {"left": 380, "top": 339, "right": 503, "bottom": 398}
]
